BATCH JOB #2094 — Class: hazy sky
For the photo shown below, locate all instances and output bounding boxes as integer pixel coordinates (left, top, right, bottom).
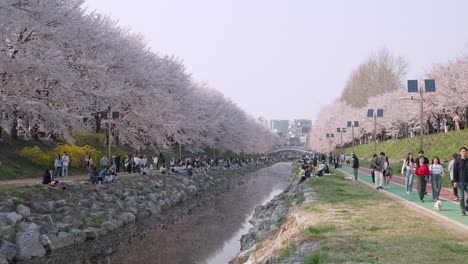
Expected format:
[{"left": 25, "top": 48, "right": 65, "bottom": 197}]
[{"left": 84, "top": 0, "right": 468, "bottom": 121}]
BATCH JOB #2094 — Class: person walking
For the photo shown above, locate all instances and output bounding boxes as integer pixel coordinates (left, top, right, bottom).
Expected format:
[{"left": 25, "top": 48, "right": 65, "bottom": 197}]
[
  {"left": 374, "top": 152, "right": 385, "bottom": 189},
  {"left": 448, "top": 153, "right": 459, "bottom": 200},
  {"left": 61, "top": 152, "right": 70, "bottom": 177},
  {"left": 352, "top": 153, "right": 359, "bottom": 181},
  {"left": 100, "top": 155, "right": 110, "bottom": 170},
  {"left": 370, "top": 154, "right": 378, "bottom": 184},
  {"left": 429, "top": 157, "right": 444, "bottom": 201},
  {"left": 114, "top": 154, "right": 121, "bottom": 173},
  {"left": 53, "top": 154, "right": 62, "bottom": 179},
  {"left": 402, "top": 153, "right": 415, "bottom": 194},
  {"left": 417, "top": 150, "right": 429, "bottom": 164},
  {"left": 383, "top": 155, "right": 391, "bottom": 188},
  {"left": 415, "top": 157, "right": 430, "bottom": 202},
  {"left": 85, "top": 155, "right": 93, "bottom": 174},
  {"left": 453, "top": 146, "right": 468, "bottom": 215}
]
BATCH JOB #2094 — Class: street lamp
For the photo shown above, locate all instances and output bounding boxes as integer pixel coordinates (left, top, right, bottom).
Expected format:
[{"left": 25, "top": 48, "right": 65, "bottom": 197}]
[
  {"left": 347, "top": 121, "right": 359, "bottom": 153},
  {"left": 407, "top": 79, "right": 436, "bottom": 151},
  {"left": 326, "top": 133, "right": 335, "bottom": 153},
  {"left": 100, "top": 107, "right": 120, "bottom": 160},
  {"left": 367, "top": 109, "right": 384, "bottom": 154},
  {"left": 336, "top": 127, "right": 346, "bottom": 153}
]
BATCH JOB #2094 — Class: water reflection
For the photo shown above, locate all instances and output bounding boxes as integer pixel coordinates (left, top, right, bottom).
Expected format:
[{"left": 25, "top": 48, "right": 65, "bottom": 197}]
[{"left": 109, "top": 162, "right": 291, "bottom": 264}]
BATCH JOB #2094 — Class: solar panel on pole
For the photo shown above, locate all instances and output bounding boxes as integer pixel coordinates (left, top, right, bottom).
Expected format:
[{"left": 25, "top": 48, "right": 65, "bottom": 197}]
[
  {"left": 367, "top": 109, "right": 374, "bottom": 117},
  {"left": 425, "top": 79, "right": 436, "bottom": 92},
  {"left": 354, "top": 121, "right": 359, "bottom": 127},
  {"left": 347, "top": 121, "right": 352, "bottom": 127},
  {"left": 337, "top": 128, "right": 340, "bottom": 133},
  {"left": 377, "top": 109, "right": 384, "bottom": 117},
  {"left": 408, "top": 80, "right": 418, "bottom": 93}
]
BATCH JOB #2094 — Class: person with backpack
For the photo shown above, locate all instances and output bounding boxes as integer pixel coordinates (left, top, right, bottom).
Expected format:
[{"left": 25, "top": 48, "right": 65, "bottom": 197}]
[
  {"left": 383, "top": 155, "right": 393, "bottom": 188},
  {"left": 374, "top": 153, "right": 385, "bottom": 189}
]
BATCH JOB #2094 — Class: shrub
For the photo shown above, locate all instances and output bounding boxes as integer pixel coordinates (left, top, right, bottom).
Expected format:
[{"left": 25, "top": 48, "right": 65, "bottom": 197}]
[
  {"left": 54, "top": 144, "right": 102, "bottom": 168},
  {"left": 19, "top": 146, "right": 52, "bottom": 167}
]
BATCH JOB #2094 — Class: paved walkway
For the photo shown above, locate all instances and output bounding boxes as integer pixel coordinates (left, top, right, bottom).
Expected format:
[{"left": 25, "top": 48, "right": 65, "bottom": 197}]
[{"left": 338, "top": 166, "right": 468, "bottom": 228}]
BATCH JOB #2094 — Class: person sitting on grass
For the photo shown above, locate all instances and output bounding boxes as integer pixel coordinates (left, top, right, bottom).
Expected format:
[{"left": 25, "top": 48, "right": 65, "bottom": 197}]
[
  {"left": 98, "top": 168, "right": 107, "bottom": 184},
  {"left": 160, "top": 164, "right": 167, "bottom": 174},
  {"left": 316, "top": 161, "right": 327, "bottom": 177},
  {"left": 89, "top": 167, "right": 100, "bottom": 184},
  {"left": 106, "top": 168, "right": 117, "bottom": 183},
  {"left": 42, "top": 169, "right": 53, "bottom": 184}
]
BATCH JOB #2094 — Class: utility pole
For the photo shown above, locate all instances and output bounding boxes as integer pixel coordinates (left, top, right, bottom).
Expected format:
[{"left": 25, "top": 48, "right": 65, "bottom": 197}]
[
  {"left": 347, "top": 121, "right": 359, "bottom": 154},
  {"left": 407, "top": 79, "right": 436, "bottom": 151},
  {"left": 367, "top": 109, "right": 384, "bottom": 154}
]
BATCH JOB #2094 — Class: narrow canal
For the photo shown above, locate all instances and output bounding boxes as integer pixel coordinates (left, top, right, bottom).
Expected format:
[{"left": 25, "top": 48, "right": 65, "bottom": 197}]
[{"left": 108, "top": 162, "right": 291, "bottom": 264}]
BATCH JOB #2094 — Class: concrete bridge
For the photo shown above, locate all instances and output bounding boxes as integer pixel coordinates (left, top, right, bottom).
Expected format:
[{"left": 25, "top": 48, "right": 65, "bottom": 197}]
[{"left": 268, "top": 145, "right": 315, "bottom": 155}]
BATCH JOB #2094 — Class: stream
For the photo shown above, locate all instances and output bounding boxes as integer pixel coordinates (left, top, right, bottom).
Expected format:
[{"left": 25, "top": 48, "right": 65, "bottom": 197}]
[{"left": 108, "top": 162, "right": 292, "bottom": 264}]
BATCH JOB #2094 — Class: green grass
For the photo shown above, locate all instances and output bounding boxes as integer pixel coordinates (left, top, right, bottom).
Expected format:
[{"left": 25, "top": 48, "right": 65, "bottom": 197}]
[
  {"left": 277, "top": 241, "right": 297, "bottom": 261},
  {"left": 351, "top": 129, "right": 467, "bottom": 162},
  {"left": 299, "top": 169, "right": 468, "bottom": 263},
  {"left": 303, "top": 252, "right": 329, "bottom": 264},
  {"left": 306, "top": 225, "right": 336, "bottom": 238}
]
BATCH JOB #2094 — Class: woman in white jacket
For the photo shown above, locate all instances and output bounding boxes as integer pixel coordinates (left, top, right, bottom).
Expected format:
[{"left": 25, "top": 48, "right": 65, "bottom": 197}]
[{"left": 430, "top": 157, "right": 444, "bottom": 202}]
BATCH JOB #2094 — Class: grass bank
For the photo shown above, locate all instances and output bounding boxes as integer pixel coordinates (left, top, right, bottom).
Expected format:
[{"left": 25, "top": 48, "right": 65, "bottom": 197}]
[{"left": 296, "top": 169, "right": 468, "bottom": 263}]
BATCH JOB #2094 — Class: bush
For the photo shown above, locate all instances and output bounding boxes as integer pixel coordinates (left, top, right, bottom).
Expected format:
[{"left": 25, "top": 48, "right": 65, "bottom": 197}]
[
  {"left": 19, "top": 144, "right": 102, "bottom": 169},
  {"left": 19, "top": 146, "right": 52, "bottom": 167}
]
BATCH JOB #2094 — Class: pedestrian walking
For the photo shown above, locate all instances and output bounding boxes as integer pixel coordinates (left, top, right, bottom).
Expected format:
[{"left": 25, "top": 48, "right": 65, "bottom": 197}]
[
  {"left": 370, "top": 154, "right": 378, "bottom": 184},
  {"left": 352, "top": 153, "right": 359, "bottom": 181},
  {"left": 453, "top": 146, "right": 468, "bottom": 215},
  {"left": 448, "top": 153, "right": 459, "bottom": 200},
  {"left": 100, "top": 155, "right": 110, "bottom": 170},
  {"left": 401, "top": 153, "right": 415, "bottom": 194},
  {"left": 383, "top": 155, "right": 392, "bottom": 188},
  {"left": 114, "top": 154, "right": 121, "bottom": 173},
  {"left": 53, "top": 154, "right": 62, "bottom": 179},
  {"left": 415, "top": 157, "right": 430, "bottom": 202},
  {"left": 374, "top": 152, "right": 385, "bottom": 189},
  {"left": 429, "top": 157, "right": 444, "bottom": 201},
  {"left": 85, "top": 155, "right": 93, "bottom": 174},
  {"left": 61, "top": 152, "right": 70, "bottom": 177}
]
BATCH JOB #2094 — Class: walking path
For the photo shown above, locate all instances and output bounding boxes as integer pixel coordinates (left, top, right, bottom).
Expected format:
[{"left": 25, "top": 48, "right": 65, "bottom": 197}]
[{"left": 338, "top": 165, "right": 468, "bottom": 228}]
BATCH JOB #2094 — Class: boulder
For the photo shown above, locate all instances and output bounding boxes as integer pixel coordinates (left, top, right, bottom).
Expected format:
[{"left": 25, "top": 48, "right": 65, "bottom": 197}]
[
  {"left": 15, "top": 223, "right": 46, "bottom": 260},
  {"left": 0, "top": 254, "right": 7, "bottom": 264},
  {"left": 78, "top": 199, "right": 93, "bottom": 208},
  {"left": 0, "top": 239, "right": 19, "bottom": 262},
  {"left": 101, "top": 221, "right": 117, "bottom": 232},
  {"left": 187, "top": 185, "right": 197, "bottom": 195},
  {"left": 16, "top": 205, "right": 31, "bottom": 219},
  {"left": 0, "top": 200, "right": 15, "bottom": 213},
  {"left": 0, "top": 226, "right": 14, "bottom": 241},
  {"left": 83, "top": 227, "right": 100, "bottom": 240},
  {"left": 0, "top": 212, "right": 22, "bottom": 226},
  {"left": 40, "top": 232, "right": 74, "bottom": 251},
  {"left": 70, "top": 229, "right": 86, "bottom": 244},
  {"left": 119, "top": 212, "right": 135, "bottom": 225}
]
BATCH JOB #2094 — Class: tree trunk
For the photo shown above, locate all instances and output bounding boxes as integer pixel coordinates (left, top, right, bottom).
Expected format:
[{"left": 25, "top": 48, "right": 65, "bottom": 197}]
[
  {"left": 94, "top": 112, "right": 101, "bottom": 133},
  {"left": 10, "top": 120, "right": 18, "bottom": 139}
]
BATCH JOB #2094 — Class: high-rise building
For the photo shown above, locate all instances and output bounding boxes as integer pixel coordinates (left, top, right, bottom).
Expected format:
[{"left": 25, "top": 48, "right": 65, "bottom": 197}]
[{"left": 270, "top": 120, "right": 289, "bottom": 135}]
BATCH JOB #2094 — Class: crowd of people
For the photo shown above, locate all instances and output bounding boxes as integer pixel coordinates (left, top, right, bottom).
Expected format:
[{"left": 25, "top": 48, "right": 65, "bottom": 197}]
[{"left": 44, "top": 151, "right": 275, "bottom": 186}]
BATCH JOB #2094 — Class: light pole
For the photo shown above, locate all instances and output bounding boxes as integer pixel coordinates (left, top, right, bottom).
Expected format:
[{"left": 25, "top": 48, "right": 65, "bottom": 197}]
[
  {"left": 326, "top": 133, "right": 335, "bottom": 154},
  {"left": 100, "top": 108, "right": 120, "bottom": 160},
  {"left": 336, "top": 127, "right": 346, "bottom": 152},
  {"left": 407, "top": 79, "right": 436, "bottom": 151},
  {"left": 347, "top": 121, "right": 359, "bottom": 153},
  {"left": 367, "top": 109, "right": 384, "bottom": 154}
]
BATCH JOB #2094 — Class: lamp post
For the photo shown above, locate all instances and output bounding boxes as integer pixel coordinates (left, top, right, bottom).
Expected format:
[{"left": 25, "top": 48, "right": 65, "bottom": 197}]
[
  {"left": 100, "top": 107, "right": 120, "bottom": 160},
  {"left": 347, "top": 121, "right": 359, "bottom": 153},
  {"left": 367, "top": 109, "right": 384, "bottom": 154},
  {"left": 336, "top": 127, "right": 346, "bottom": 152},
  {"left": 407, "top": 79, "right": 436, "bottom": 151},
  {"left": 326, "top": 133, "right": 334, "bottom": 153}
]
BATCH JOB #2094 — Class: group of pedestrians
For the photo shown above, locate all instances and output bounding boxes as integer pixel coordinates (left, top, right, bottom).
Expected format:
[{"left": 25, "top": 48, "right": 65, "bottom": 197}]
[
  {"left": 366, "top": 147, "right": 468, "bottom": 216},
  {"left": 52, "top": 152, "right": 70, "bottom": 180}
]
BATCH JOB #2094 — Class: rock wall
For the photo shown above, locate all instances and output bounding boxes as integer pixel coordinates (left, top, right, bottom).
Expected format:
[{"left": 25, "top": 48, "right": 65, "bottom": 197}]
[{"left": 0, "top": 163, "right": 271, "bottom": 264}]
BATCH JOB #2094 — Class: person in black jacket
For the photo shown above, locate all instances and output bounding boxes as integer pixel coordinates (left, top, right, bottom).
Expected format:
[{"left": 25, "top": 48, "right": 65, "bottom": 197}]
[
  {"left": 352, "top": 153, "right": 359, "bottom": 181},
  {"left": 453, "top": 146, "right": 468, "bottom": 216},
  {"left": 42, "top": 169, "right": 53, "bottom": 184},
  {"left": 417, "top": 150, "right": 429, "bottom": 164}
]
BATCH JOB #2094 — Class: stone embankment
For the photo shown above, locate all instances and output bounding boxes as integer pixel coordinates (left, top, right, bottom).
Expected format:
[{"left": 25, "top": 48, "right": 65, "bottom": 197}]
[
  {"left": 0, "top": 164, "right": 270, "bottom": 264},
  {"left": 231, "top": 168, "right": 319, "bottom": 264}
]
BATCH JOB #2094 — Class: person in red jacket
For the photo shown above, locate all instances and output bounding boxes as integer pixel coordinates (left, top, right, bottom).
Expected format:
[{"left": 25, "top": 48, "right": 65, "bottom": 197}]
[{"left": 415, "top": 157, "right": 430, "bottom": 202}]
